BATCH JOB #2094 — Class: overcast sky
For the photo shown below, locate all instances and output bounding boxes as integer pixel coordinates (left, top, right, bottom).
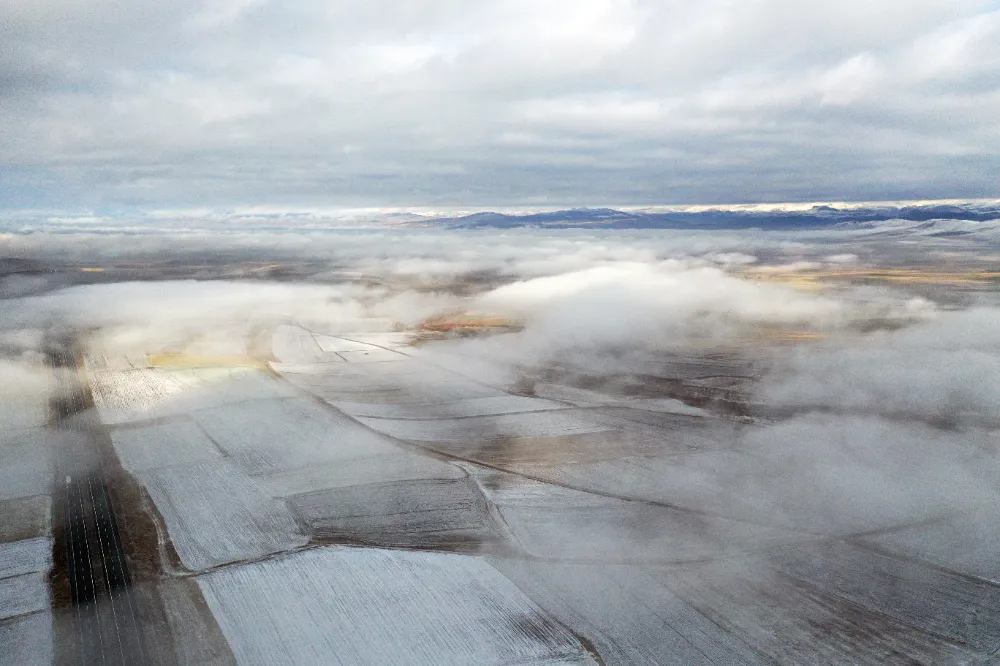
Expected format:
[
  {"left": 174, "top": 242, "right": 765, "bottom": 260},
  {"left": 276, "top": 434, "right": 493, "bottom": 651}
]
[{"left": 2, "top": 0, "right": 999, "bottom": 210}]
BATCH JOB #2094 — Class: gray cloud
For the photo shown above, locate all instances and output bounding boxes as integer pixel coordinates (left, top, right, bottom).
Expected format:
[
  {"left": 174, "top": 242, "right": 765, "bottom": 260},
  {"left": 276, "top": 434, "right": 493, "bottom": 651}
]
[{"left": 1, "top": 1, "right": 999, "bottom": 207}]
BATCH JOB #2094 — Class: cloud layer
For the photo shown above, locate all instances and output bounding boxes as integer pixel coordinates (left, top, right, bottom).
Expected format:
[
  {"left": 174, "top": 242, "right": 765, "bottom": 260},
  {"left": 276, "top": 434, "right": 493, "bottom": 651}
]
[{"left": 2, "top": 0, "right": 998, "bottom": 208}]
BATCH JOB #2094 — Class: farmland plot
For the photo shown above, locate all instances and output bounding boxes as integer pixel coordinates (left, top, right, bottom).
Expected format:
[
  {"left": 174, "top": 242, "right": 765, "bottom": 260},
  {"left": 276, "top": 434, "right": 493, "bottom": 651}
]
[
  {"left": 356, "top": 409, "right": 609, "bottom": 444},
  {"left": 288, "top": 477, "right": 499, "bottom": 550},
  {"left": 0, "top": 611, "right": 53, "bottom": 666},
  {"left": 585, "top": 408, "right": 741, "bottom": 453},
  {"left": 88, "top": 368, "right": 189, "bottom": 424},
  {"left": 267, "top": 361, "right": 341, "bottom": 374},
  {"left": 0, "top": 429, "right": 53, "bottom": 501},
  {"left": 0, "top": 368, "right": 50, "bottom": 432},
  {"left": 337, "top": 349, "right": 406, "bottom": 363},
  {"left": 491, "top": 558, "right": 768, "bottom": 666},
  {"left": 272, "top": 325, "right": 329, "bottom": 364},
  {"left": 191, "top": 398, "right": 397, "bottom": 476},
  {"left": 110, "top": 418, "right": 222, "bottom": 473},
  {"left": 533, "top": 382, "right": 710, "bottom": 416},
  {"left": 0, "top": 399, "right": 49, "bottom": 432},
  {"left": 312, "top": 334, "right": 389, "bottom": 353},
  {"left": 83, "top": 350, "right": 151, "bottom": 372},
  {"left": 470, "top": 469, "right": 807, "bottom": 562},
  {"left": 661, "top": 560, "right": 983, "bottom": 665},
  {"left": 858, "top": 509, "right": 1000, "bottom": 584},
  {"left": 0, "top": 538, "right": 51, "bottom": 580},
  {"left": 0, "top": 496, "right": 51, "bottom": 543},
  {"left": 0, "top": 573, "right": 49, "bottom": 620},
  {"left": 197, "top": 546, "right": 598, "bottom": 666},
  {"left": 448, "top": 431, "right": 666, "bottom": 468},
  {"left": 89, "top": 366, "right": 297, "bottom": 425},
  {"left": 257, "top": 452, "right": 464, "bottom": 498},
  {"left": 277, "top": 359, "right": 503, "bottom": 404},
  {"left": 434, "top": 411, "right": 741, "bottom": 470},
  {"left": 767, "top": 540, "right": 1000, "bottom": 654},
  {"left": 513, "top": 451, "right": 787, "bottom": 518},
  {"left": 138, "top": 460, "right": 307, "bottom": 571},
  {"left": 333, "top": 332, "right": 415, "bottom": 348},
  {"left": 330, "top": 394, "right": 569, "bottom": 420}
]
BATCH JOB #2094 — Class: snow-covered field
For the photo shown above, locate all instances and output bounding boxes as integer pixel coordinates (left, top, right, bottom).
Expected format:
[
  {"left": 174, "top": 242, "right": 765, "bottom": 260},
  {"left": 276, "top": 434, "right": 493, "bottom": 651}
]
[
  {"left": 111, "top": 419, "right": 223, "bottom": 473},
  {"left": 68, "top": 311, "right": 1000, "bottom": 664},
  {"left": 0, "top": 572, "right": 50, "bottom": 620},
  {"left": 0, "top": 429, "right": 54, "bottom": 502},
  {"left": 88, "top": 366, "right": 298, "bottom": 425},
  {"left": 138, "top": 459, "right": 307, "bottom": 571},
  {"left": 198, "top": 546, "right": 598, "bottom": 666},
  {"left": 490, "top": 558, "right": 770, "bottom": 666},
  {"left": 189, "top": 397, "right": 398, "bottom": 476},
  {"left": 257, "top": 453, "right": 465, "bottom": 497},
  {"left": 470, "top": 467, "right": 806, "bottom": 562},
  {"left": 0, "top": 361, "right": 55, "bottom": 665},
  {"left": 289, "top": 476, "right": 498, "bottom": 549},
  {"left": 355, "top": 410, "right": 610, "bottom": 444},
  {"left": 0, "top": 538, "right": 52, "bottom": 581},
  {"left": 330, "top": 394, "right": 568, "bottom": 419},
  {"left": 0, "top": 611, "right": 54, "bottom": 666}
]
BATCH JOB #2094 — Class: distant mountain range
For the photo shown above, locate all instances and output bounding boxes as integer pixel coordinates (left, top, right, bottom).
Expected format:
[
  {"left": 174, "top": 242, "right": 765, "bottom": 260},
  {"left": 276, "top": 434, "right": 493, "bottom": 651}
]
[
  {"left": 426, "top": 202, "right": 1000, "bottom": 231},
  {"left": 5, "top": 201, "right": 1000, "bottom": 236}
]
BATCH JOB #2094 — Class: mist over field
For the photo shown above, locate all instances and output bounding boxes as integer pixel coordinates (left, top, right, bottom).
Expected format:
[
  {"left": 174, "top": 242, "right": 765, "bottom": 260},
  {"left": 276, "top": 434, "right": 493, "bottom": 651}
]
[{"left": 5, "top": 207, "right": 1000, "bottom": 664}]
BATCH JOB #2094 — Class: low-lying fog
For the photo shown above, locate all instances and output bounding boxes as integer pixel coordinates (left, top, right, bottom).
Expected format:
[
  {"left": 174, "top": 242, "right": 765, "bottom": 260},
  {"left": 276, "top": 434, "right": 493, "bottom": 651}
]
[{"left": 4, "top": 224, "right": 999, "bottom": 541}]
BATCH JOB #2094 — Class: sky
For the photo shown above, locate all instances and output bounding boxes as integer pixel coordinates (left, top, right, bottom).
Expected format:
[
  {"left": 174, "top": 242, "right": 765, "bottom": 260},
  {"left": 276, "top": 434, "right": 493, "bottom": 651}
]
[{"left": 2, "top": 0, "right": 999, "bottom": 209}]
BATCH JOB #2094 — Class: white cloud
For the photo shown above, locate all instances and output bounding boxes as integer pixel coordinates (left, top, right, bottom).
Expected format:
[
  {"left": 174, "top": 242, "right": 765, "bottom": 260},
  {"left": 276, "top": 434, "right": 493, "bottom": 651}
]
[
  {"left": 817, "top": 53, "right": 882, "bottom": 106},
  {"left": 1, "top": 0, "right": 997, "bottom": 206}
]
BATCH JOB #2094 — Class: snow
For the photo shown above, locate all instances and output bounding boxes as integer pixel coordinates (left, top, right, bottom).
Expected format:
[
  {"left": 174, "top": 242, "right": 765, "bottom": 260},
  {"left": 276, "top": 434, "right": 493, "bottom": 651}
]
[
  {"left": 110, "top": 418, "right": 222, "bottom": 473},
  {"left": 268, "top": 361, "right": 342, "bottom": 374},
  {"left": 491, "top": 559, "right": 768, "bottom": 666},
  {"left": 276, "top": 359, "right": 504, "bottom": 404},
  {"left": 138, "top": 460, "right": 307, "bottom": 572},
  {"left": 533, "top": 383, "right": 710, "bottom": 416},
  {"left": 0, "top": 496, "right": 51, "bottom": 542},
  {"left": 88, "top": 366, "right": 297, "bottom": 425},
  {"left": 257, "top": 453, "right": 464, "bottom": 497},
  {"left": 337, "top": 332, "right": 416, "bottom": 348},
  {"left": 272, "top": 325, "right": 328, "bottom": 363},
  {"left": 289, "top": 477, "right": 498, "bottom": 549},
  {"left": 356, "top": 410, "right": 609, "bottom": 443},
  {"left": 0, "top": 378, "right": 50, "bottom": 432},
  {"left": 88, "top": 367, "right": 189, "bottom": 424},
  {"left": 0, "top": 611, "right": 53, "bottom": 666},
  {"left": 470, "top": 468, "right": 806, "bottom": 562},
  {"left": 0, "top": 573, "right": 49, "bottom": 620},
  {"left": 0, "top": 429, "right": 53, "bottom": 501},
  {"left": 198, "top": 545, "right": 597, "bottom": 665},
  {"left": 664, "top": 559, "right": 982, "bottom": 664},
  {"left": 858, "top": 509, "right": 1000, "bottom": 584},
  {"left": 0, "top": 538, "right": 52, "bottom": 580},
  {"left": 511, "top": 451, "right": 765, "bottom": 514},
  {"left": 768, "top": 540, "right": 1000, "bottom": 654},
  {"left": 83, "top": 350, "right": 150, "bottom": 372},
  {"left": 331, "top": 394, "right": 569, "bottom": 420},
  {"left": 191, "top": 398, "right": 397, "bottom": 475},
  {"left": 312, "top": 335, "right": 383, "bottom": 353},
  {"left": 337, "top": 349, "right": 406, "bottom": 363}
]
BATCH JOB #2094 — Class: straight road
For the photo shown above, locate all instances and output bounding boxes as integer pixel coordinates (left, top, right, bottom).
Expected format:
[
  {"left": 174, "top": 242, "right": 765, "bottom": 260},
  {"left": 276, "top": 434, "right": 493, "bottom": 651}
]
[{"left": 48, "top": 340, "right": 149, "bottom": 666}]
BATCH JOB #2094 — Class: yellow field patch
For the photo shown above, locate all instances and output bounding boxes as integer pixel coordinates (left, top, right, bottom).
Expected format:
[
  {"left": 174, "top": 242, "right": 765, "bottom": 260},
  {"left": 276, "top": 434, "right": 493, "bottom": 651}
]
[
  {"left": 744, "top": 268, "right": 1000, "bottom": 288},
  {"left": 147, "top": 353, "right": 269, "bottom": 370}
]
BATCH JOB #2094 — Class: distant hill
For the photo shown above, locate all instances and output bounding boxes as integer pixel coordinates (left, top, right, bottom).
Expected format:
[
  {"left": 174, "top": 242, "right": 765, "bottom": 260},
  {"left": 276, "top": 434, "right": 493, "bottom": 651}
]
[{"left": 426, "top": 202, "right": 1000, "bottom": 231}]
